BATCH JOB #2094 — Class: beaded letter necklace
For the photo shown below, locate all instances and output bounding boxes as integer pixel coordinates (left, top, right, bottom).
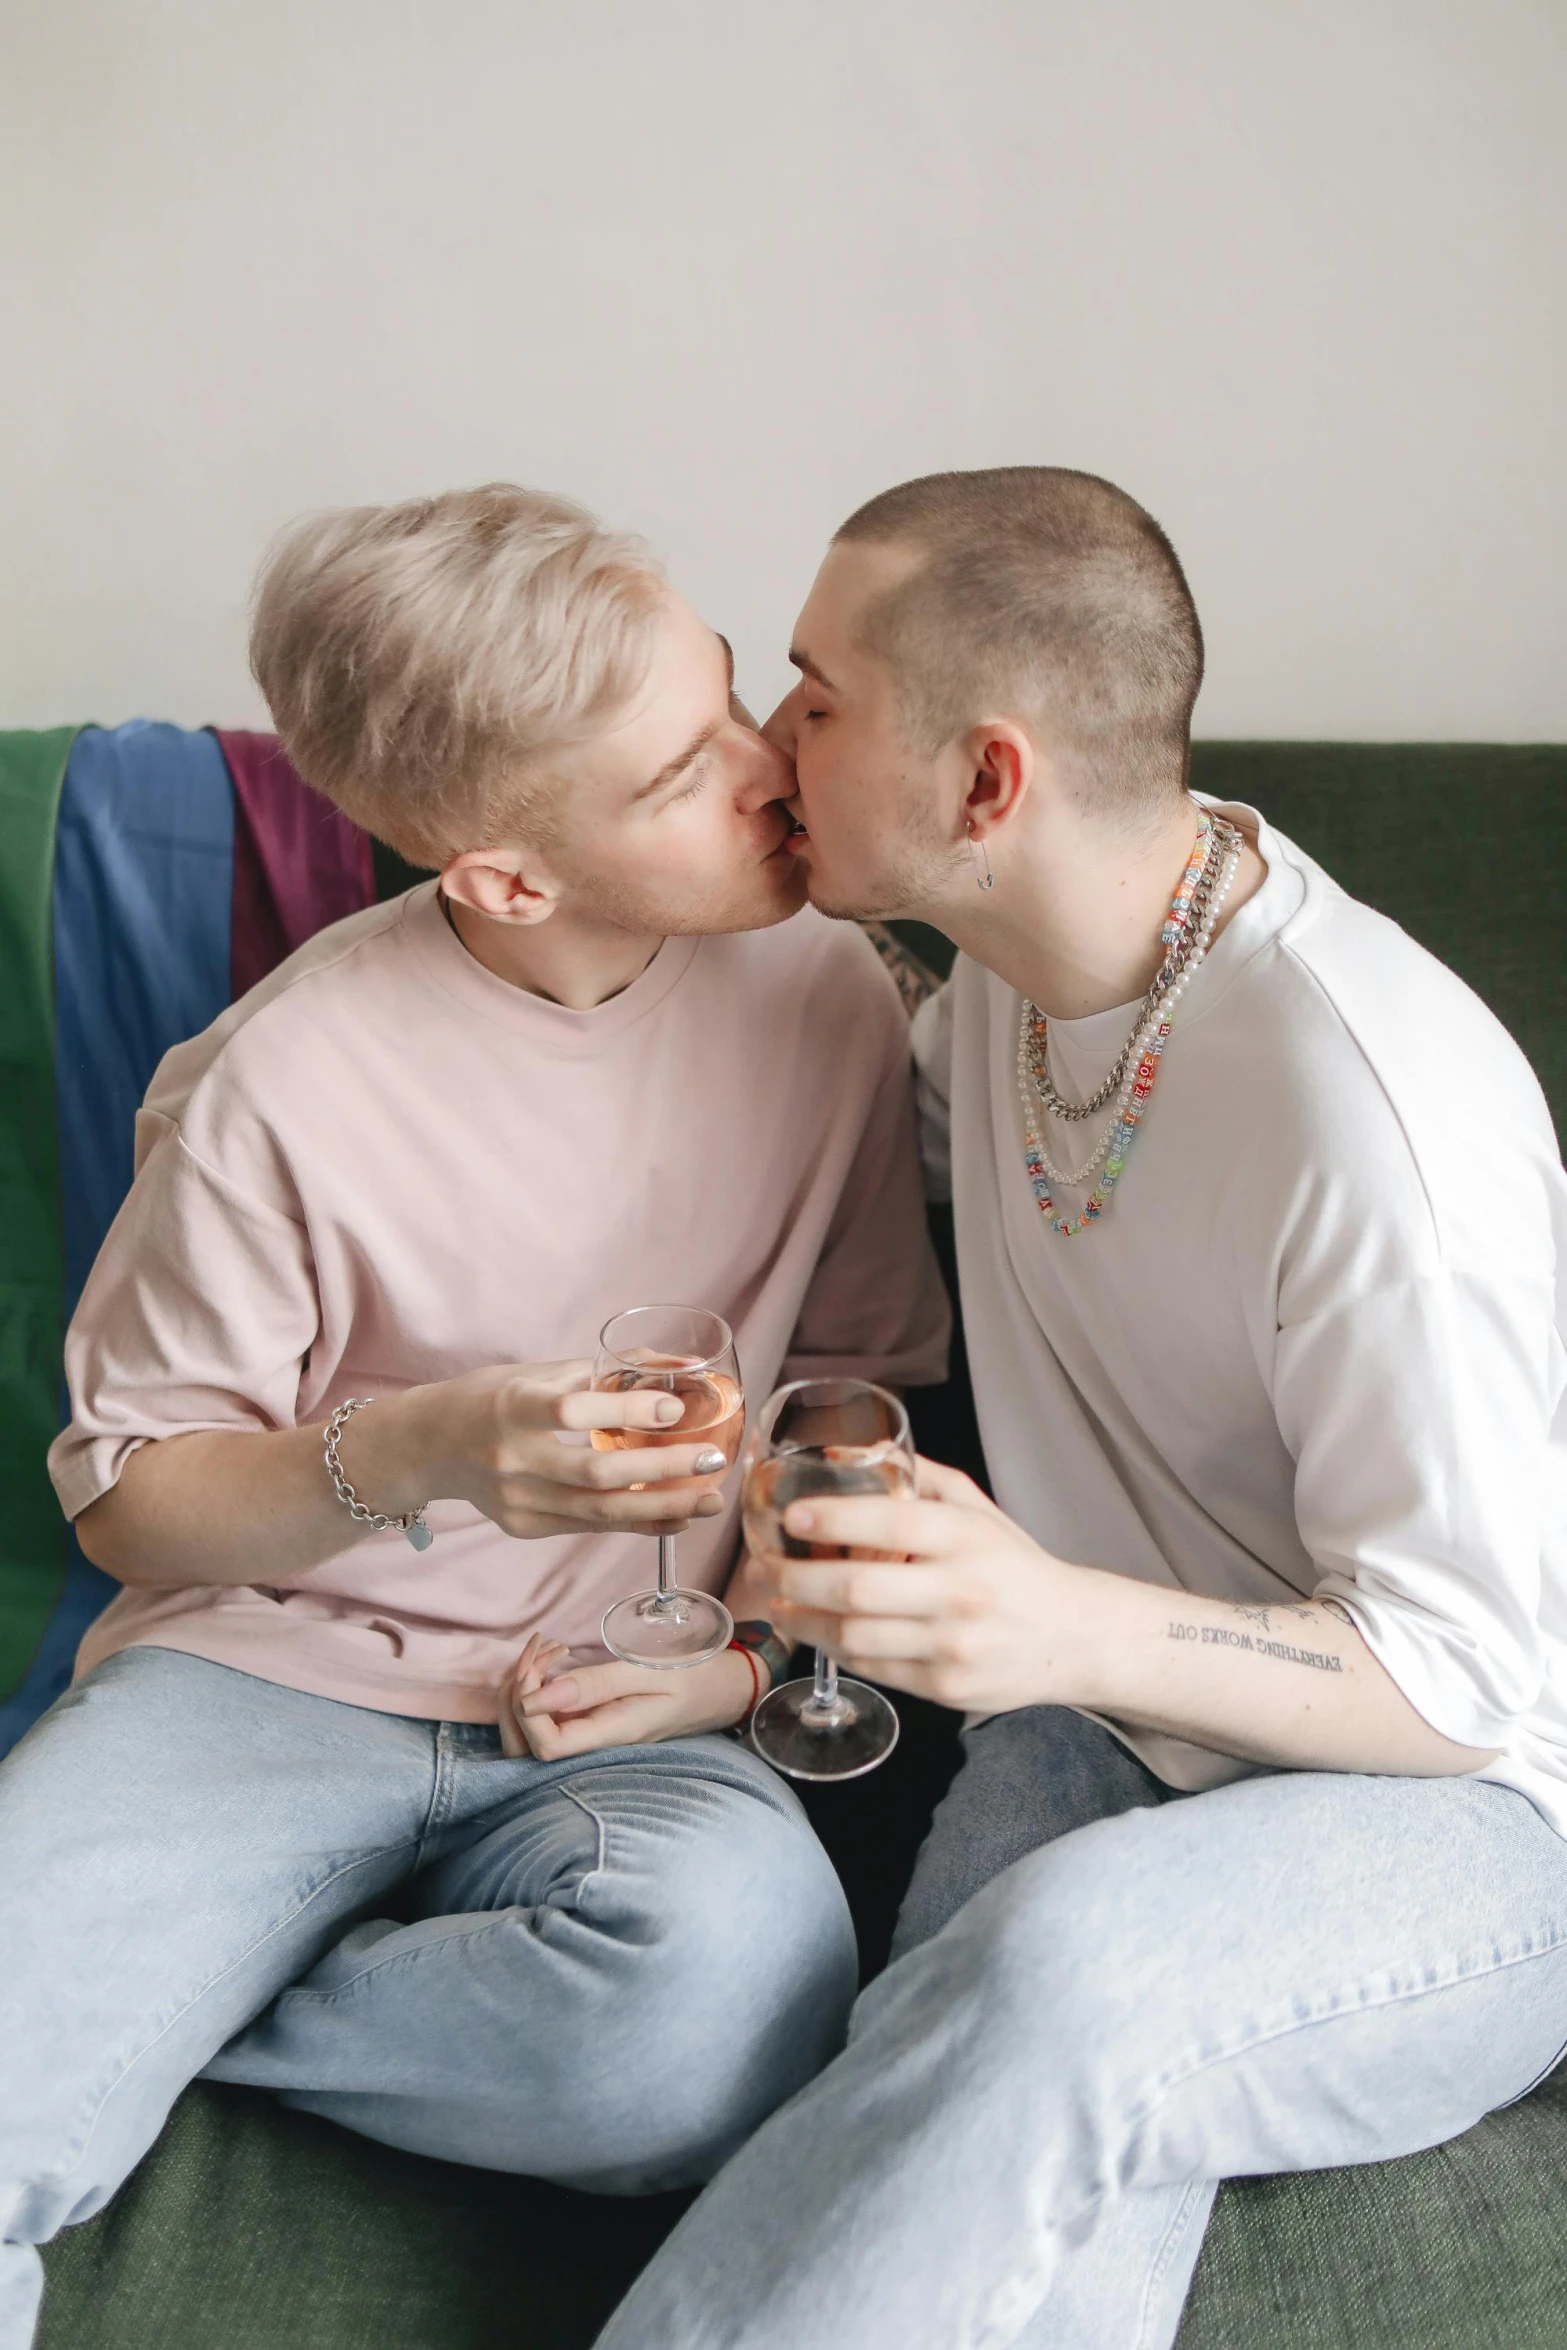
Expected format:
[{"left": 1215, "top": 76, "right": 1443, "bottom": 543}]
[{"left": 1017, "top": 805, "right": 1242, "bottom": 1237}]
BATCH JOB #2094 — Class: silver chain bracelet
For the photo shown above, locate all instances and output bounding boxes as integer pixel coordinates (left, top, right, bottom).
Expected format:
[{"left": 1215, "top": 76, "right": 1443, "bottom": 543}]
[{"left": 323, "top": 1399, "right": 433, "bottom": 1551}]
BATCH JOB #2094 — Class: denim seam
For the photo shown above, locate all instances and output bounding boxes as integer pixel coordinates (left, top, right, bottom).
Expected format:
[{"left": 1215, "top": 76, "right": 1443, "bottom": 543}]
[
  {"left": 48, "top": 1841, "right": 418, "bottom": 2192},
  {"left": 1116, "top": 1924, "right": 1567, "bottom": 2160},
  {"left": 1133, "top": 2179, "right": 1213, "bottom": 2350},
  {"left": 557, "top": 1781, "right": 611, "bottom": 1915},
  {"left": 270, "top": 1790, "right": 608, "bottom": 2007},
  {"left": 266, "top": 1907, "right": 544, "bottom": 2005},
  {"left": 1001, "top": 1930, "right": 1567, "bottom": 2344},
  {"left": 410, "top": 1726, "right": 460, "bottom": 1874},
  {"left": 1493, "top": 2019, "right": 1567, "bottom": 2108}
]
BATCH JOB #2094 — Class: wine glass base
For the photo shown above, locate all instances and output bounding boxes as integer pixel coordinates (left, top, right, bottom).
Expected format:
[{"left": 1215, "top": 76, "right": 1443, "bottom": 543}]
[
  {"left": 750, "top": 1676, "right": 900, "bottom": 1781},
  {"left": 601, "top": 1589, "right": 734, "bottom": 1669}
]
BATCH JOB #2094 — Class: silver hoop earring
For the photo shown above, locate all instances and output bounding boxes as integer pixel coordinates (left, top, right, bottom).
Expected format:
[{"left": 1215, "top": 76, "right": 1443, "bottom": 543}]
[{"left": 967, "top": 824, "right": 995, "bottom": 891}]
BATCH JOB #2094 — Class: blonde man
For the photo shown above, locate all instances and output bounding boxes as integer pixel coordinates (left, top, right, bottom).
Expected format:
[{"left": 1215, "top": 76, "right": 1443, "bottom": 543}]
[{"left": 0, "top": 486, "right": 947, "bottom": 2350}]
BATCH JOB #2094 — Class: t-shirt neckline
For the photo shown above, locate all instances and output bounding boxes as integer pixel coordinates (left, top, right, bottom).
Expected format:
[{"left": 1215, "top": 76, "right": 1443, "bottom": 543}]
[
  {"left": 400, "top": 881, "right": 702, "bottom": 1050},
  {"left": 1034, "top": 798, "right": 1302, "bottom": 1096}
]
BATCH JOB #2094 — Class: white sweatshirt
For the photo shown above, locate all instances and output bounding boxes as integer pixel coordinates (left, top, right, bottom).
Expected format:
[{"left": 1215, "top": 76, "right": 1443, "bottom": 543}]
[{"left": 913, "top": 801, "right": 1567, "bottom": 1830}]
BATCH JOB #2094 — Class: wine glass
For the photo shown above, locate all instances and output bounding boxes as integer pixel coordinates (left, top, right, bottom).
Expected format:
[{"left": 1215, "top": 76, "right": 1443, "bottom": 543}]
[
  {"left": 741, "top": 1377, "right": 915, "bottom": 1780},
  {"left": 592, "top": 1305, "right": 744, "bottom": 1668}
]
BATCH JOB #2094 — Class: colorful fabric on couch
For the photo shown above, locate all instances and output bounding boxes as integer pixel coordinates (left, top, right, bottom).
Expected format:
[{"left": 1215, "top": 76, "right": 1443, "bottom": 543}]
[
  {"left": 0, "top": 729, "right": 80, "bottom": 1752},
  {"left": 0, "top": 724, "right": 378, "bottom": 1753},
  {"left": 219, "top": 730, "right": 376, "bottom": 997}
]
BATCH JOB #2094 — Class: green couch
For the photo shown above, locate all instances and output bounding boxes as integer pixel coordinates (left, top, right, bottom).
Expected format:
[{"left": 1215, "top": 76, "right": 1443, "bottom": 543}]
[{"left": 31, "top": 743, "right": 1567, "bottom": 2348}]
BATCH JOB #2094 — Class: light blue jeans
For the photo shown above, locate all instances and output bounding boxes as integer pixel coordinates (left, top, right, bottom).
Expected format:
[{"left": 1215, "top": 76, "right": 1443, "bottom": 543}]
[
  {"left": 0, "top": 1645, "right": 857, "bottom": 2350},
  {"left": 596, "top": 1705, "right": 1567, "bottom": 2350}
]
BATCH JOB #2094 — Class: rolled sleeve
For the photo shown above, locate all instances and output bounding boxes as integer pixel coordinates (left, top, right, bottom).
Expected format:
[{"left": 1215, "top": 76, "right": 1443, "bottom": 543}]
[
  {"left": 1275, "top": 1270, "right": 1555, "bottom": 1749},
  {"left": 48, "top": 1132, "right": 320, "bottom": 1520}
]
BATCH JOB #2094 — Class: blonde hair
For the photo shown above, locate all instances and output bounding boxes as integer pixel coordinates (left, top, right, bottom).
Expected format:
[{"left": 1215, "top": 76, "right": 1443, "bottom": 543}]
[
  {"left": 250, "top": 484, "right": 666, "bottom": 865},
  {"left": 837, "top": 468, "right": 1204, "bottom": 820}
]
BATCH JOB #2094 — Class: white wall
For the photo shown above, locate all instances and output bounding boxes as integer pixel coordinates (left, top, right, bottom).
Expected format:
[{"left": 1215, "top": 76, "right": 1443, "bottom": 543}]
[{"left": 2, "top": 0, "right": 1563, "bottom": 739}]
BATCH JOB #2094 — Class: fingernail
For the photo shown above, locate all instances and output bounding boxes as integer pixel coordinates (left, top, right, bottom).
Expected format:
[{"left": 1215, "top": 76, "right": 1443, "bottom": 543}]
[
  {"left": 655, "top": 1397, "right": 684, "bottom": 1423},
  {"left": 693, "top": 1447, "right": 727, "bottom": 1474},
  {"left": 696, "top": 1493, "right": 724, "bottom": 1516},
  {"left": 784, "top": 1504, "right": 815, "bottom": 1533}
]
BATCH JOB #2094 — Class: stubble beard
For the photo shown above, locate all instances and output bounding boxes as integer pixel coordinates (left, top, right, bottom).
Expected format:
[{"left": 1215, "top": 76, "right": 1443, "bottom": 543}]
[
  {"left": 805, "top": 805, "right": 955, "bottom": 926},
  {"left": 568, "top": 856, "right": 806, "bottom": 941}
]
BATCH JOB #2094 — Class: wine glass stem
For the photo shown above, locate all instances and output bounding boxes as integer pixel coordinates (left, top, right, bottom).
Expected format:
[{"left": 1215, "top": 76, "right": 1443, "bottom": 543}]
[
  {"left": 654, "top": 1532, "right": 679, "bottom": 1611},
  {"left": 813, "top": 1650, "right": 839, "bottom": 1708}
]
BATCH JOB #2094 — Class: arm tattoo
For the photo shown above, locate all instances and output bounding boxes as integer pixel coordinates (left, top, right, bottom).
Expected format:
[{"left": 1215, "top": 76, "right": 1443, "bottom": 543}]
[{"left": 1165, "top": 1598, "right": 1346, "bottom": 1674}]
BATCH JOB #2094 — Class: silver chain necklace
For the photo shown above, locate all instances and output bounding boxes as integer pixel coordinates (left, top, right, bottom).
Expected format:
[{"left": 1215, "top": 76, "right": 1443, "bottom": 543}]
[
  {"left": 1024, "top": 811, "right": 1240, "bottom": 1124},
  {"left": 1017, "top": 809, "right": 1243, "bottom": 1191}
]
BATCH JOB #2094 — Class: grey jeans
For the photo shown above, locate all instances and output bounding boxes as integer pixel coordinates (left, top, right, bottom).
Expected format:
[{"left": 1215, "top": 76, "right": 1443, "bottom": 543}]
[
  {"left": 596, "top": 1705, "right": 1567, "bottom": 2350},
  {"left": 0, "top": 1646, "right": 857, "bottom": 2350}
]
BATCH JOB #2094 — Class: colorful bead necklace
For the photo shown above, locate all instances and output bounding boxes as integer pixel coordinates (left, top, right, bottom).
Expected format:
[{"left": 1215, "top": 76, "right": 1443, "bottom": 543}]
[{"left": 1017, "top": 806, "right": 1242, "bottom": 1237}]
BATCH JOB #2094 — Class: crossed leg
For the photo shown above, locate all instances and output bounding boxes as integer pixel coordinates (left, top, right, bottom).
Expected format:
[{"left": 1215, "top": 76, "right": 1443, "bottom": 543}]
[{"left": 1, "top": 1647, "right": 856, "bottom": 2350}]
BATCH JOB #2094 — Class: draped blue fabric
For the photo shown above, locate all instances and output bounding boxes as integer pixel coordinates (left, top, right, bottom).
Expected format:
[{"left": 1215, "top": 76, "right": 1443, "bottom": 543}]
[
  {"left": 0, "top": 723, "right": 237, "bottom": 1755},
  {"left": 53, "top": 722, "right": 236, "bottom": 1322}
]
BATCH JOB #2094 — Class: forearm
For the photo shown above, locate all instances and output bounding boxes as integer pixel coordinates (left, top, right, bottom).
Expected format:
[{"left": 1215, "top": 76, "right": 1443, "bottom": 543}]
[
  {"left": 1077, "top": 1573, "right": 1497, "bottom": 1778},
  {"left": 767, "top": 1467, "right": 1505, "bottom": 1778},
  {"left": 75, "top": 1366, "right": 729, "bottom": 1590},
  {"left": 75, "top": 1394, "right": 436, "bottom": 1587}
]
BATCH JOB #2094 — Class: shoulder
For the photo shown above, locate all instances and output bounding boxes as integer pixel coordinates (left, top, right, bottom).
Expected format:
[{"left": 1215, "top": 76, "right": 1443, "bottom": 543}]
[
  {"left": 1230, "top": 834, "right": 1561, "bottom": 1282},
  {"left": 1272, "top": 841, "right": 1552, "bottom": 1143},
  {"left": 140, "top": 890, "right": 421, "bottom": 1178}
]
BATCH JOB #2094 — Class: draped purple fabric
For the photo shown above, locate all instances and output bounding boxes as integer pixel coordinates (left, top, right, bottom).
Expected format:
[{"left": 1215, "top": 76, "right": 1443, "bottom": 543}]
[{"left": 214, "top": 729, "right": 375, "bottom": 999}]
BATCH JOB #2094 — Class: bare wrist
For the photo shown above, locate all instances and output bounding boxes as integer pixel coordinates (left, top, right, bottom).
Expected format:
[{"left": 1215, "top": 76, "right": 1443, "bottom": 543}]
[{"left": 1046, "top": 1563, "right": 1136, "bottom": 1714}]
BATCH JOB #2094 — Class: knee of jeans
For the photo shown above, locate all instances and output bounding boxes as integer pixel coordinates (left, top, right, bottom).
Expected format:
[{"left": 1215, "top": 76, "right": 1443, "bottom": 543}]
[
  {"left": 923, "top": 1810, "right": 1165, "bottom": 2067},
  {"left": 605, "top": 1807, "right": 856, "bottom": 2170}
]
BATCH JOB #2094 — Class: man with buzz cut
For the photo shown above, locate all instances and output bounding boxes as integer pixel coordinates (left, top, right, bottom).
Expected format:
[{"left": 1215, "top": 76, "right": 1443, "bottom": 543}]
[
  {"left": 596, "top": 468, "right": 1567, "bottom": 2350},
  {"left": 0, "top": 484, "right": 950, "bottom": 2349}
]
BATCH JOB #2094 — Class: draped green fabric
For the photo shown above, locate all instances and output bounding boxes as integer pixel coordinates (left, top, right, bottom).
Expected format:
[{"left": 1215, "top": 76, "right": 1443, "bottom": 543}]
[{"left": 0, "top": 729, "right": 77, "bottom": 1700}]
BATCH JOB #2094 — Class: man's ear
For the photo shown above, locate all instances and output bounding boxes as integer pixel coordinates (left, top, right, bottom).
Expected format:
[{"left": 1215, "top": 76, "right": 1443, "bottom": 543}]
[
  {"left": 441, "top": 845, "right": 562, "bottom": 927},
  {"left": 960, "top": 720, "right": 1035, "bottom": 842}
]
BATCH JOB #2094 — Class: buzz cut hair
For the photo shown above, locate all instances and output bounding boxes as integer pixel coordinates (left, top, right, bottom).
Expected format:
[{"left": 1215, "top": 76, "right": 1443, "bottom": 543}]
[
  {"left": 249, "top": 483, "right": 667, "bottom": 868},
  {"left": 835, "top": 467, "right": 1204, "bottom": 818}
]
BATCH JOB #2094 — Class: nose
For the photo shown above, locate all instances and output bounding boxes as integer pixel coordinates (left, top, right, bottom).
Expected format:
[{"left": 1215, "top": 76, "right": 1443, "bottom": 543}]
[
  {"left": 762, "top": 684, "right": 799, "bottom": 762},
  {"left": 734, "top": 724, "right": 797, "bottom": 813}
]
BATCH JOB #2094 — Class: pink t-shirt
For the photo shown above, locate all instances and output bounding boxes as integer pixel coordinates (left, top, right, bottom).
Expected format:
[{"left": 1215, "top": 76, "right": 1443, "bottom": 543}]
[{"left": 50, "top": 885, "right": 949, "bottom": 1721}]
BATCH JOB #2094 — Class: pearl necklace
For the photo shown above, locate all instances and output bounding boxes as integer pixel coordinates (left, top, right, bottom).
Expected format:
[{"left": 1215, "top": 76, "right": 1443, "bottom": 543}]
[
  {"left": 1018, "top": 809, "right": 1229, "bottom": 1187},
  {"left": 1017, "top": 808, "right": 1242, "bottom": 1236}
]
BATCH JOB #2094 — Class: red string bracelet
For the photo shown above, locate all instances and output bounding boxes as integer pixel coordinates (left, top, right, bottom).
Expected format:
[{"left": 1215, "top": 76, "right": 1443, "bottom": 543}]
[{"left": 727, "top": 1639, "right": 763, "bottom": 1722}]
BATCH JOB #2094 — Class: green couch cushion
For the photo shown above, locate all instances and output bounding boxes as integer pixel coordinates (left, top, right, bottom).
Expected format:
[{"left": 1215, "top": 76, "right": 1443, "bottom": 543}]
[
  {"left": 38, "top": 2083, "right": 689, "bottom": 2350},
  {"left": 39, "top": 2065, "right": 1567, "bottom": 2350}
]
